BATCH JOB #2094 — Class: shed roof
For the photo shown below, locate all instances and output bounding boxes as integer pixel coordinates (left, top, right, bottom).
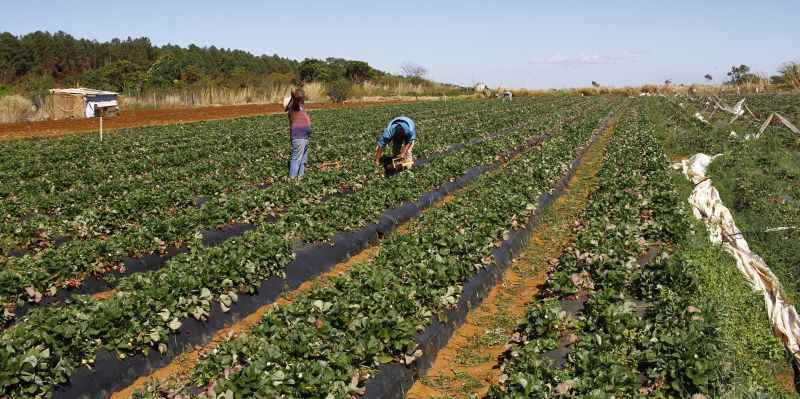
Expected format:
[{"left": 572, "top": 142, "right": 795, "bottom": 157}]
[{"left": 50, "top": 88, "right": 118, "bottom": 96}]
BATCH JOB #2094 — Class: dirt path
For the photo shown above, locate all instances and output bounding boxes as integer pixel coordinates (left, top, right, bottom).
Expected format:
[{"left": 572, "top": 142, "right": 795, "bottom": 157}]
[
  {"left": 0, "top": 99, "right": 414, "bottom": 141},
  {"left": 406, "top": 120, "right": 616, "bottom": 399}
]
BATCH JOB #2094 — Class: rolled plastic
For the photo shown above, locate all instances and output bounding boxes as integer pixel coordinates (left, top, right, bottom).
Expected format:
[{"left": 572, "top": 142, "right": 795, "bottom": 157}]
[{"left": 673, "top": 154, "right": 800, "bottom": 365}]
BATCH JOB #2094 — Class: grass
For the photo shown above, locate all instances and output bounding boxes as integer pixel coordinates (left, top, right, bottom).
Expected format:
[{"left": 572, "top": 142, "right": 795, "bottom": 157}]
[
  {"left": 652, "top": 100, "right": 799, "bottom": 396},
  {"left": 0, "top": 95, "right": 34, "bottom": 123},
  {"left": 678, "top": 203, "right": 795, "bottom": 397},
  {"left": 707, "top": 127, "right": 800, "bottom": 305},
  {"left": 0, "top": 81, "right": 467, "bottom": 123}
]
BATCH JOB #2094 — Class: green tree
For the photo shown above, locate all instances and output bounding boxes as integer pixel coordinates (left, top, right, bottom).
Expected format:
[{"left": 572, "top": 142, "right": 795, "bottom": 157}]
[
  {"left": 344, "top": 60, "right": 372, "bottom": 83},
  {"left": 180, "top": 64, "right": 204, "bottom": 85},
  {"left": 726, "top": 64, "right": 751, "bottom": 85},
  {"left": 147, "top": 53, "right": 183, "bottom": 87},
  {"left": 97, "top": 60, "right": 146, "bottom": 92},
  {"left": 0, "top": 32, "right": 32, "bottom": 83},
  {"left": 325, "top": 79, "right": 352, "bottom": 102},
  {"left": 298, "top": 58, "right": 331, "bottom": 82}
]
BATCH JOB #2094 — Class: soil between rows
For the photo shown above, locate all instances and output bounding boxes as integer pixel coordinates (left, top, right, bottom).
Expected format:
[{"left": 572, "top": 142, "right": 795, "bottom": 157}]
[
  {"left": 406, "top": 117, "right": 615, "bottom": 398},
  {"left": 5, "top": 120, "right": 535, "bottom": 323},
  {"left": 101, "top": 126, "right": 551, "bottom": 398},
  {"left": 109, "top": 244, "right": 382, "bottom": 399},
  {"left": 108, "top": 119, "right": 564, "bottom": 398},
  {"left": 0, "top": 99, "right": 414, "bottom": 140}
]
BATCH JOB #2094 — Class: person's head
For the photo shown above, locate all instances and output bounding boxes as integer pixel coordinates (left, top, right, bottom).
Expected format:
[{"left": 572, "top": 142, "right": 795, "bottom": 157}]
[{"left": 290, "top": 89, "right": 305, "bottom": 112}]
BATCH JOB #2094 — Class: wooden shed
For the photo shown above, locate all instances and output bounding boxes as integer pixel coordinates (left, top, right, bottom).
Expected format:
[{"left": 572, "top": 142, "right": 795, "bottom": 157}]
[{"left": 50, "top": 88, "right": 119, "bottom": 120}]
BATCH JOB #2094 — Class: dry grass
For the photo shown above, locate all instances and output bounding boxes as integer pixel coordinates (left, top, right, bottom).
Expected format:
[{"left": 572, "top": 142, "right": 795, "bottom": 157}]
[
  {"left": 119, "top": 81, "right": 439, "bottom": 110},
  {"left": 779, "top": 62, "right": 800, "bottom": 89},
  {"left": 0, "top": 81, "right": 458, "bottom": 124},
  {"left": 300, "top": 82, "right": 326, "bottom": 102},
  {"left": 121, "top": 85, "right": 296, "bottom": 109},
  {"left": 506, "top": 82, "right": 777, "bottom": 98},
  {"left": 0, "top": 95, "right": 34, "bottom": 123}
]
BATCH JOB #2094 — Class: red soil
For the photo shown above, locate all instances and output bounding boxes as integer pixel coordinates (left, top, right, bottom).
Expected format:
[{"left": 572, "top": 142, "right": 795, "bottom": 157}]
[{"left": 0, "top": 100, "right": 412, "bottom": 141}]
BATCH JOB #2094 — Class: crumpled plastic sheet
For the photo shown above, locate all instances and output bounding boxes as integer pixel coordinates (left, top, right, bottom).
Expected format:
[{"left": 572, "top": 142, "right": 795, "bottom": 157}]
[
  {"left": 757, "top": 112, "right": 800, "bottom": 139},
  {"left": 694, "top": 112, "right": 709, "bottom": 124},
  {"left": 714, "top": 98, "right": 746, "bottom": 116},
  {"left": 673, "top": 154, "right": 800, "bottom": 366}
]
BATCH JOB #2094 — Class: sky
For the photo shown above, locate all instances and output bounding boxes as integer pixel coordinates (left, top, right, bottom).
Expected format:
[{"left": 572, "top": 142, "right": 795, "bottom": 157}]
[{"left": 1, "top": 0, "right": 797, "bottom": 89}]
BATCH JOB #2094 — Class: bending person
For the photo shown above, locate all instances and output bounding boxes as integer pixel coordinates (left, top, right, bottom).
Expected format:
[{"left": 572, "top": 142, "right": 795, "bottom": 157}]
[{"left": 373, "top": 116, "right": 417, "bottom": 172}]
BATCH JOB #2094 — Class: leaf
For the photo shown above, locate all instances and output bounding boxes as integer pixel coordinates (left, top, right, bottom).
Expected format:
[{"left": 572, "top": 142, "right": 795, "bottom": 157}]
[
  {"left": 377, "top": 354, "right": 393, "bottom": 364},
  {"left": 312, "top": 300, "right": 332, "bottom": 312},
  {"left": 24, "top": 286, "right": 42, "bottom": 303},
  {"left": 22, "top": 355, "right": 38, "bottom": 368},
  {"left": 168, "top": 319, "right": 182, "bottom": 331},
  {"left": 220, "top": 294, "right": 232, "bottom": 307}
]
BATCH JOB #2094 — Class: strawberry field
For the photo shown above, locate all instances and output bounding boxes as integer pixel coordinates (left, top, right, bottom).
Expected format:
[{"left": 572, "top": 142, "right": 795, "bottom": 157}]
[{"left": 1, "top": 94, "right": 798, "bottom": 398}]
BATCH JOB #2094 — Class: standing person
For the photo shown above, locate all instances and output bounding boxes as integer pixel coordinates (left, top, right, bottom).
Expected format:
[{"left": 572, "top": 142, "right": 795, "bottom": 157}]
[
  {"left": 286, "top": 89, "right": 312, "bottom": 179},
  {"left": 374, "top": 116, "right": 417, "bottom": 173}
]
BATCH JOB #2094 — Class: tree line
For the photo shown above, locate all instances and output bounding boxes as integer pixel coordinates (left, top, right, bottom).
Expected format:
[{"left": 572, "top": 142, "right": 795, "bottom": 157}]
[{"left": 0, "top": 30, "right": 439, "bottom": 99}]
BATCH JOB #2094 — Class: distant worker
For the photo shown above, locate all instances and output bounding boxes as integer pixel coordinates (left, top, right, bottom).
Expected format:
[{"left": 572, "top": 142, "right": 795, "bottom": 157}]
[
  {"left": 502, "top": 91, "right": 513, "bottom": 102},
  {"left": 286, "top": 89, "right": 312, "bottom": 179},
  {"left": 374, "top": 116, "right": 417, "bottom": 174}
]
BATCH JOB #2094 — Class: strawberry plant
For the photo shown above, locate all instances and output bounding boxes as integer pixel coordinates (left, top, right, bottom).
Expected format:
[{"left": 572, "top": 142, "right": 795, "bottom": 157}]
[
  {"left": 1, "top": 97, "right": 599, "bottom": 320},
  {"left": 0, "top": 99, "right": 618, "bottom": 398},
  {"left": 127, "top": 107, "right": 610, "bottom": 399},
  {"left": 487, "top": 108, "right": 776, "bottom": 398}
]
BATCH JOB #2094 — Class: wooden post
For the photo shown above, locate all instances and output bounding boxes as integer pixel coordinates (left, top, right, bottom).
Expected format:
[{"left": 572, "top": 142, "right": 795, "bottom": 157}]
[{"left": 99, "top": 108, "right": 104, "bottom": 141}]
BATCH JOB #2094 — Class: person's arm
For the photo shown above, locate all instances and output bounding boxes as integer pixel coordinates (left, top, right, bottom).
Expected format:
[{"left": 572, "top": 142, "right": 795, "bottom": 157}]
[
  {"left": 374, "top": 145, "right": 383, "bottom": 166},
  {"left": 374, "top": 125, "right": 393, "bottom": 165},
  {"left": 399, "top": 141, "right": 415, "bottom": 158},
  {"left": 400, "top": 123, "right": 417, "bottom": 157}
]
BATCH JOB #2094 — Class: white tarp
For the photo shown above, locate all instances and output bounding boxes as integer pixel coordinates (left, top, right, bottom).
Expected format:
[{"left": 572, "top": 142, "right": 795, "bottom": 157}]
[
  {"left": 673, "top": 154, "right": 800, "bottom": 366},
  {"left": 92, "top": 100, "right": 118, "bottom": 108},
  {"left": 85, "top": 100, "right": 118, "bottom": 117},
  {"left": 85, "top": 102, "right": 96, "bottom": 118}
]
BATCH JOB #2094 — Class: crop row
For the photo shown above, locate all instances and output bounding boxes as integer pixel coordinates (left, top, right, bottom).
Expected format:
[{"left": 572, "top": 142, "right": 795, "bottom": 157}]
[
  {"left": 0, "top": 101, "right": 616, "bottom": 398},
  {"left": 487, "top": 109, "right": 723, "bottom": 398},
  {"left": 0, "top": 98, "right": 530, "bottom": 249},
  {"left": 0, "top": 97, "right": 594, "bottom": 318},
  {"left": 127, "top": 104, "right": 609, "bottom": 399},
  {"left": 0, "top": 98, "right": 529, "bottom": 251},
  {"left": 0, "top": 97, "right": 588, "bottom": 317}
]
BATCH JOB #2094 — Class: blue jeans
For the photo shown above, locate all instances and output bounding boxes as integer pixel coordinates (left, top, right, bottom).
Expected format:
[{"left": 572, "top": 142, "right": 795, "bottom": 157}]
[{"left": 289, "top": 138, "right": 309, "bottom": 177}]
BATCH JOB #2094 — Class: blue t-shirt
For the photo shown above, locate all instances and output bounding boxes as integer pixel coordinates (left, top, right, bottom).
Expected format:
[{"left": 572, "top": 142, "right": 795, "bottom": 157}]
[{"left": 377, "top": 117, "right": 417, "bottom": 147}]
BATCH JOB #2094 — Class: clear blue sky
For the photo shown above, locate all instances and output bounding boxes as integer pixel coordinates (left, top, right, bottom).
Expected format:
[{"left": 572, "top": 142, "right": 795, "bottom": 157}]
[{"left": 1, "top": 0, "right": 797, "bottom": 89}]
